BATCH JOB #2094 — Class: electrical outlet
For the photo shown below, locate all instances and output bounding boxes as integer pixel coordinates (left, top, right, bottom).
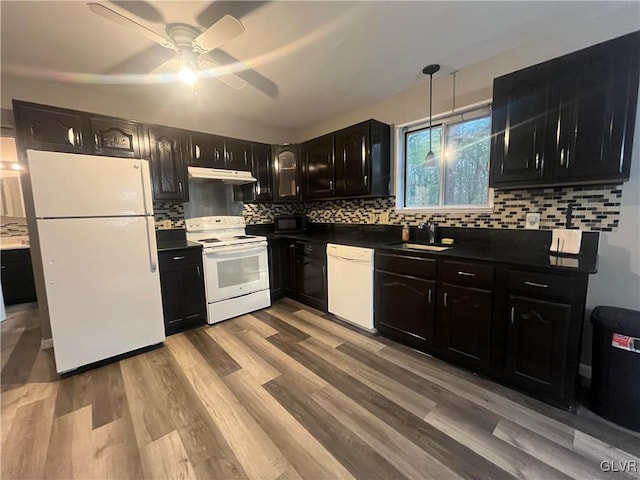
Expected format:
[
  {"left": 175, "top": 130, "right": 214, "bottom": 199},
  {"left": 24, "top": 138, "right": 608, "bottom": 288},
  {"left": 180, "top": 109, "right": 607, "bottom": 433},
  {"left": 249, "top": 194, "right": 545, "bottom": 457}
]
[
  {"left": 525, "top": 212, "right": 540, "bottom": 230},
  {"left": 379, "top": 212, "right": 390, "bottom": 224},
  {"left": 369, "top": 213, "right": 378, "bottom": 223},
  {"left": 161, "top": 219, "right": 172, "bottom": 229}
]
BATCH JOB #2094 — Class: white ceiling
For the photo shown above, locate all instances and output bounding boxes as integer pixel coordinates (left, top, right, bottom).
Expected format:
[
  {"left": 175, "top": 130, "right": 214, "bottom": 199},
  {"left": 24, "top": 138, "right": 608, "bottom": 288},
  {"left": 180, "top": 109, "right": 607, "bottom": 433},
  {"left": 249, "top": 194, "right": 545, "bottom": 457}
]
[{"left": 1, "top": 1, "right": 638, "bottom": 134}]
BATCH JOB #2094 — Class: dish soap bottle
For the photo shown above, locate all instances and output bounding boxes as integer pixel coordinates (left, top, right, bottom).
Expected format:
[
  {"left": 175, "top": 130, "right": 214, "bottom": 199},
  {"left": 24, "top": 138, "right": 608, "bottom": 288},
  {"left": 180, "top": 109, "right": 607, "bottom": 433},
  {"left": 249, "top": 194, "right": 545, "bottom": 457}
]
[{"left": 402, "top": 224, "right": 410, "bottom": 242}]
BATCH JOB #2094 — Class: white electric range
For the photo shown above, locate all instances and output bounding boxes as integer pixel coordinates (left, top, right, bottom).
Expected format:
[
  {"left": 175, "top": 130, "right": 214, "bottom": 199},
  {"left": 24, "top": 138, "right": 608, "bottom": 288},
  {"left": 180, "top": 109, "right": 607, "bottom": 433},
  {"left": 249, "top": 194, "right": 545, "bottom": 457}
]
[{"left": 186, "top": 216, "right": 270, "bottom": 324}]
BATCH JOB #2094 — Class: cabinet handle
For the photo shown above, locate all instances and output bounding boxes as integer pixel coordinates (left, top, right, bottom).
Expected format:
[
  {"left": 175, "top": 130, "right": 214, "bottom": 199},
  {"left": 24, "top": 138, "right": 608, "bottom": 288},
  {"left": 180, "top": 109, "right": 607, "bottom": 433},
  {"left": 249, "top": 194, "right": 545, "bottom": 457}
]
[
  {"left": 178, "top": 182, "right": 183, "bottom": 193},
  {"left": 228, "top": 151, "right": 233, "bottom": 163},
  {"left": 524, "top": 281, "right": 548, "bottom": 288},
  {"left": 329, "top": 179, "right": 333, "bottom": 190},
  {"left": 214, "top": 149, "right": 220, "bottom": 161},
  {"left": 173, "top": 256, "right": 185, "bottom": 260},
  {"left": 322, "top": 265, "right": 326, "bottom": 277},
  {"left": 444, "top": 292, "right": 448, "bottom": 307},
  {"left": 560, "top": 148, "right": 566, "bottom": 166},
  {"left": 1, "top": 265, "right": 5, "bottom": 269},
  {"left": 428, "top": 289, "right": 432, "bottom": 303},
  {"left": 535, "top": 153, "right": 540, "bottom": 170},
  {"left": 75, "top": 131, "right": 82, "bottom": 147},
  {"left": 296, "top": 185, "right": 300, "bottom": 195},
  {"left": 94, "top": 133, "right": 99, "bottom": 147},
  {"left": 364, "top": 175, "right": 368, "bottom": 187},
  {"left": 197, "top": 265, "right": 201, "bottom": 276},
  {"left": 510, "top": 307, "right": 515, "bottom": 324},
  {"left": 244, "top": 151, "right": 248, "bottom": 165},
  {"left": 67, "top": 128, "right": 75, "bottom": 146},
  {"left": 457, "top": 271, "right": 475, "bottom": 277},
  {"left": 195, "top": 144, "right": 201, "bottom": 159}
]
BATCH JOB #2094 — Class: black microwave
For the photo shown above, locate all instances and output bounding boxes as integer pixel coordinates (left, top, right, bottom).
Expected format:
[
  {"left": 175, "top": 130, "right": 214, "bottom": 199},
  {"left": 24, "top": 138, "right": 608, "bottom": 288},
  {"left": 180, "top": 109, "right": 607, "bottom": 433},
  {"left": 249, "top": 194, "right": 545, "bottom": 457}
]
[{"left": 274, "top": 214, "right": 307, "bottom": 233}]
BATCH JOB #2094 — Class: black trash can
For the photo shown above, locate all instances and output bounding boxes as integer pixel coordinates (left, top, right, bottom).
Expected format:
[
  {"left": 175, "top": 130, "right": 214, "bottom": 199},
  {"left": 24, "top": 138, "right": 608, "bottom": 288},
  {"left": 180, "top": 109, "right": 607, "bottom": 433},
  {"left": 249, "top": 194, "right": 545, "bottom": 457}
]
[{"left": 590, "top": 306, "right": 640, "bottom": 432}]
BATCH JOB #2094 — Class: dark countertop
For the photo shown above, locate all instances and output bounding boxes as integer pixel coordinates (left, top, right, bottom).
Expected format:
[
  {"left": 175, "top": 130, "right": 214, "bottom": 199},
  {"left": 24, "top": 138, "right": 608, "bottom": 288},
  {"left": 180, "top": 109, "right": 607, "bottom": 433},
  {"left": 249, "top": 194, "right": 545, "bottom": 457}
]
[
  {"left": 156, "top": 229, "right": 201, "bottom": 252},
  {"left": 247, "top": 223, "right": 599, "bottom": 274}
]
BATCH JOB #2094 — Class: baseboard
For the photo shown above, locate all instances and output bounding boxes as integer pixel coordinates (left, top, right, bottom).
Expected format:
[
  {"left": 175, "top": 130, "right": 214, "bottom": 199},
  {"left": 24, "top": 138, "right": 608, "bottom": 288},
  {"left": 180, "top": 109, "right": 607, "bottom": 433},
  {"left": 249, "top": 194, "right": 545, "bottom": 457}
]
[{"left": 40, "top": 337, "right": 53, "bottom": 350}]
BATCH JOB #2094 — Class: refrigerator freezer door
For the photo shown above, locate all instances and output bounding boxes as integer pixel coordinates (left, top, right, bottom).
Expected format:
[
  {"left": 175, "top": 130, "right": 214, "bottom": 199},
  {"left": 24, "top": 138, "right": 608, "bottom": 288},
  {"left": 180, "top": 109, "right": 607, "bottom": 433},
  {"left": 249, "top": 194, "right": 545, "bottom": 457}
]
[
  {"left": 27, "top": 150, "right": 153, "bottom": 218},
  {"left": 37, "top": 216, "right": 164, "bottom": 373}
]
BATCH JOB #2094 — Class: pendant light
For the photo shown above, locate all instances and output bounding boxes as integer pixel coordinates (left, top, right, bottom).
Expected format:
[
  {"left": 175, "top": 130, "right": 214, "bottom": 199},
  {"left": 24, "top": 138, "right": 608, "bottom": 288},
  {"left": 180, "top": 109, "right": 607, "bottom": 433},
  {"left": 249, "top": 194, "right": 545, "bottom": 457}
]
[{"left": 422, "top": 64, "right": 440, "bottom": 165}]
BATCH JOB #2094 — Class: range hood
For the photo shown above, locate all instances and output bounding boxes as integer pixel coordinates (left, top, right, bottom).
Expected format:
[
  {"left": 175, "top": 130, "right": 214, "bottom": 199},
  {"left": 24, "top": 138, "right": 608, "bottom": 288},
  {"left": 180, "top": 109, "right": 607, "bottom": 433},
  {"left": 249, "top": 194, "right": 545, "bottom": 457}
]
[{"left": 188, "top": 166, "right": 257, "bottom": 185}]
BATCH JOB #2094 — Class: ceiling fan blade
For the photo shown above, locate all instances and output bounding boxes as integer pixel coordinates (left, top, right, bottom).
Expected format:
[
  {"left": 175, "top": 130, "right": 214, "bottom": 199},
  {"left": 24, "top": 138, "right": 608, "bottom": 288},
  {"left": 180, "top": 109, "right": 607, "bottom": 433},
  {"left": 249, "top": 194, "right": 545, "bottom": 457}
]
[
  {"left": 195, "top": 1, "right": 268, "bottom": 30},
  {"left": 151, "top": 58, "right": 179, "bottom": 75},
  {"left": 204, "top": 49, "right": 279, "bottom": 98},
  {"left": 108, "top": 43, "right": 176, "bottom": 74},
  {"left": 109, "top": 1, "right": 164, "bottom": 23},
  {"left": 88, "top": 3, "right": 174, "bottom": 49},
  {"left": 192, "top": 15, "right": 245, "bottom": 53},
  {"left": 199, "top": 59, "right": 247, "bottom": 90}
]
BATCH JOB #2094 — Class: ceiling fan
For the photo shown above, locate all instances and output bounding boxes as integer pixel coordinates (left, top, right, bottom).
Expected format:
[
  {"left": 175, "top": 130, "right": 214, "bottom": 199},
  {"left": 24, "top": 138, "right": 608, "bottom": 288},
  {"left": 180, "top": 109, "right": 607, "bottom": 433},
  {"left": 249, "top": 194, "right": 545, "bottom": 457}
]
[{"left": 87, "top": 2, "right": 271, "bottom": 93}]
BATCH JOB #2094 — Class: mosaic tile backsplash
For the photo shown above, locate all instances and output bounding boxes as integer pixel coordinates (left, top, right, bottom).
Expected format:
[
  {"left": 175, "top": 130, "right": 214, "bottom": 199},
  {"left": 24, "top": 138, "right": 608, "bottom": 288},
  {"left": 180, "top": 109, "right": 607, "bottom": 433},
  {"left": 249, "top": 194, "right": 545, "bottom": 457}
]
[
  {"left": 154, "top": 201, "right": 185, "bottom": 229},
  {"left": 242, "top": 184, "right": 622, "bottom": 232},
  {"left": 1, "top": 217, "right": 28, "bottom": 236}
]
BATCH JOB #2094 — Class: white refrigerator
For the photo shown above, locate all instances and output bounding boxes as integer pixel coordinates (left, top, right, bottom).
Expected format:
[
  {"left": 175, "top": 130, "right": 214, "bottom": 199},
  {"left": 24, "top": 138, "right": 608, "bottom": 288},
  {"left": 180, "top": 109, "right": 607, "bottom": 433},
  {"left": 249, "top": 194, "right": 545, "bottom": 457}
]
[{"left": 27, "top": 150, "right": 165, "bottom": 373}]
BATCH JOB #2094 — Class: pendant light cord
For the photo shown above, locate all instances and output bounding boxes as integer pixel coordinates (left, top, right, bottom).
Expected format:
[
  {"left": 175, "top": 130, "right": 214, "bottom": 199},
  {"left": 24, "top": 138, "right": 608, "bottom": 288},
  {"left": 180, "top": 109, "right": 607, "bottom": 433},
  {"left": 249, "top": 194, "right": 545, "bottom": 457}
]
[{"left": 429, "top": 72, "right": 433, "bottom": 153}]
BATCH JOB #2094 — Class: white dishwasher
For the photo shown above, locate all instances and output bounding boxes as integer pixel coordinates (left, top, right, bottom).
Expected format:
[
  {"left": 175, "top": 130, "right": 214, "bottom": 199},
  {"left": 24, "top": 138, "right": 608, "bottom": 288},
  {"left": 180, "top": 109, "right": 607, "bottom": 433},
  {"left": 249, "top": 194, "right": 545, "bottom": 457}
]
[{"left": 326, "top": 243, "right": 375, "bottom": 331}]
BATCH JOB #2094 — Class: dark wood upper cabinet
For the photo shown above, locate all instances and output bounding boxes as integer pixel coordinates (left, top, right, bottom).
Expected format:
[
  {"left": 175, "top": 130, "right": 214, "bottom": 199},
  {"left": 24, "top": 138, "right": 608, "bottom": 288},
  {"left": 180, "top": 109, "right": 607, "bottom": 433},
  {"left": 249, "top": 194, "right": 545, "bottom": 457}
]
[
  {"left": 301, "top": 134, "right": 335, "bottom": 199},
  {"left": 334, "top": 122, "right": 370, "bottom": 196},
  {"left": 13, "top": 101, "right": 90, "bottom": 155},
  {"left": 490, "top": 31, "right": 639, "bottom": 189},
  {"left": 273, "top": 144, "right": 301, "bottom": 202},
  {"left": 252, "top": 143, "right": 272, "bottom": 202},
  {"left": 185, "top": 131, "right": 225, "bottom": 168},
  {"left": 224, "top": 138, "right": 252, "bottom": 171},
  {"left": 89, "top": 118, "right": 143, "bottom": 159},
  {"left": 147, "top": 126, "right": 188, "bottom": 202}
]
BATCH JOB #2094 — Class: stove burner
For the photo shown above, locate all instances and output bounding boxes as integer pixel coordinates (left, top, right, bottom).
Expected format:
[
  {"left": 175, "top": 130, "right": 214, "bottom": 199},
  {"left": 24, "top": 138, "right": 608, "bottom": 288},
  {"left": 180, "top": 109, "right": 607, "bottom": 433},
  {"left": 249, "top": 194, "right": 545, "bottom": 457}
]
[
  {"left": 201, "top": 238, "right": 222, "bottom": 243},
  {"left": 232, "top": 235, "right": 254, "bottom": 239}
]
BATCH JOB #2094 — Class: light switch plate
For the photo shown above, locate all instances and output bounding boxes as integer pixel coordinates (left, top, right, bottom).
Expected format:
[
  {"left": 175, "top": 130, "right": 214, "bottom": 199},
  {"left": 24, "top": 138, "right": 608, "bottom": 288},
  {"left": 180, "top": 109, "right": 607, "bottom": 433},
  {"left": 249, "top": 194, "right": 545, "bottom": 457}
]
[
  {"left": 161, "top": 219, "right": 172, "bottom": 229},
  {"left": 379, "top": 212, "right": 390, "bottom": 224},
  {"left": 525, "top": 212, "right": 540, "bottom": 230}
]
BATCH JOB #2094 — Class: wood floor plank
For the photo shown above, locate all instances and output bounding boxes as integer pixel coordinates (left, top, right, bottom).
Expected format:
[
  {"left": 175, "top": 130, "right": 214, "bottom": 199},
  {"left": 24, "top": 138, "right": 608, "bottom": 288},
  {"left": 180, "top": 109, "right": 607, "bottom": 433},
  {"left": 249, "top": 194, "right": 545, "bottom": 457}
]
[
  {"left": 263, "top": 374, "right": 409, "bottom": 480},
  {"left": 90, "top": 362, "right": 127, "bottom": 429},
  {"left": 2, "top": 395, "right": 56, "bottom": 479},
  {"left": 251, "top": 309, "right": 311, "bottom": 343},
  {"left": 425, "top": 406, "right": 573, "bottom": 480},
  {"left": 266, "top": 334, "right": 516, "bottom": 480},
  {"left": 300, "top": 337, "right": 435, "bottom": 418},
  {"left": 312, "top": 385, "right": 462, "bottom": 480},
  {"left": 494, "top": 418, "right": 614, "bottom": 480},
  {"left": 43, "top": 405, "right": 93, "bottom": 480},
  {"left": 234, "top": 313, "right": 279, "bottom": 338},
  {"left": 90, "top": 417, "right": 144, "bottom": 480},
  {"left": 165, "top": 334, "right": 290, "bottom": 480},
  {"left": 266, "top": 306, "right": 345, "bottom": 347},
  {"left": 140, "top": 430, "right": 197, "bottom": 480},
  {"left": 1, "top": 326, "right": 42, "bottom": 392},
  {"left": 26, "top": 347, "right": 58, "bottom": 384},
  {"left": 205, "top": 323, "right": 281, "bottom": 385},
  {"left": 224, "top": 369, "right": 355, "bottom": 480},
  {"left": 573, "top": 430, "right": 640, "bottom": 471},
  {"left": 184, "top": 328, "right": 242, "bottom": 377}
]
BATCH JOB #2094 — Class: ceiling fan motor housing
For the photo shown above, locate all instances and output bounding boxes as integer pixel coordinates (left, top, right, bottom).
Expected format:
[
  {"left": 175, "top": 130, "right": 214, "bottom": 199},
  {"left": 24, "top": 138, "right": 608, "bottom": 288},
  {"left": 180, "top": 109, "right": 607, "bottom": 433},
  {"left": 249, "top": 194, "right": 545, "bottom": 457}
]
[{"left": 166, "top": 23, "right": 201, "bottom": 69}]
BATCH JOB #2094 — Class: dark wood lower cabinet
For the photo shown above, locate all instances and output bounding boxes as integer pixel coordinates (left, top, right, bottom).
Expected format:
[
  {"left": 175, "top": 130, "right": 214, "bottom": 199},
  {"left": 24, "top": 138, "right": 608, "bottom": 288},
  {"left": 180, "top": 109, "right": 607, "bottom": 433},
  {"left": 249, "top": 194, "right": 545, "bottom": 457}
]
[
  {"left": 504, "top": 295, "right": 572, "bottom": 400},
  {"left": 374, "top": 270, "right": 435, "bottom": 349},
  {"left": 438, "top": 284, "right": 492, "bottom": 369},
  {"left": 158, "top": 248, "right": 206, "bottom": 336},
  {"left": 1, "top": 249, "right": 37, "bottom": 305},
  {"left": 267, "top": 238, "right": 286, "bottom": 301},
  {"left": 296, "top": 244, "right": 327, "bottom": 311}
]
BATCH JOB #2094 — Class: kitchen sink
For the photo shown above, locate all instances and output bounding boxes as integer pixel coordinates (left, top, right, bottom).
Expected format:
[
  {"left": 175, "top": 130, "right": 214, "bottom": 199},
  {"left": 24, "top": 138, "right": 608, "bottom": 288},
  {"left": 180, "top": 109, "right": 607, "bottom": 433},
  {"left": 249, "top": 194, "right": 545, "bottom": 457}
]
[{"left": 398, "top": 243, "right": 451, "bottom": 252}]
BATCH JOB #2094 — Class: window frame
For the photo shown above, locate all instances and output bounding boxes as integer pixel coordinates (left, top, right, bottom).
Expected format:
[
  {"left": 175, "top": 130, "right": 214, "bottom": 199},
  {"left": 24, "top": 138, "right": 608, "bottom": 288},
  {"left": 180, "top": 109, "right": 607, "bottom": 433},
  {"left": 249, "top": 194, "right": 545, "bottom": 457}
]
[{"left": 395, "top": 101, "right": 494, "bottom": 213}]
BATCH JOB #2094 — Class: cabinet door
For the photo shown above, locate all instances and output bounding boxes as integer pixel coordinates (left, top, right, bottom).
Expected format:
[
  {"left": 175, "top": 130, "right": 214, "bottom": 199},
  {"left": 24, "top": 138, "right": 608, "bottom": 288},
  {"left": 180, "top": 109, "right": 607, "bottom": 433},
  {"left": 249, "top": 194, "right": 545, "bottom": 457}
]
[
  {"left": 273, "top": 145, "right": 301, "bottom": 201},
  {"left": 490, "top": 68, "right": 550, "bottom": 186},
  {"left": 374, "top": 270, "right": 435, "bottom": 349},
  {"left": 179, "top": 263, "right": 207, "bottom": 324},
  {"left": 14, "top": 102, "right": 90, "bottom": 154},
  {"left": 296, "top": 252, "right": 327, "bottom": 311},
  {"left": 552, "top": 35, "right": 639, "bottom": 182},
  {"left": 187, "top": 132, "right": 226, "bottom": 168},
  {"left": 439, "top": 285, "right": 492, "bottom": 369},
  {"left": 284, "top": 241, "right": 297, "bottom": 296},
  {"left": 252, "top": 143, "right": 273, "bottom": 202},
  {"left": 268, "top": 238, "right": 285, "bottom": 300},
  {"left": 301, "top": 135, "right": 334, "bottom": 199},
  {"left": 505, "top": 295, "right": 571, "bottom": 398},
  {"left": 148, "top": 126, "right": 188, "bottom": 202},
  {"left": 225, "top": 138, "right": 252, "bottom": 171},
  {"left": 1, "top": 250, "right": 36, "bottom": 305},
  {"left": 335, "top": 122, "right": 370, "bottom": 196},
  {"left": 89, "top": 118, "right": 143, "bottom": 158}
]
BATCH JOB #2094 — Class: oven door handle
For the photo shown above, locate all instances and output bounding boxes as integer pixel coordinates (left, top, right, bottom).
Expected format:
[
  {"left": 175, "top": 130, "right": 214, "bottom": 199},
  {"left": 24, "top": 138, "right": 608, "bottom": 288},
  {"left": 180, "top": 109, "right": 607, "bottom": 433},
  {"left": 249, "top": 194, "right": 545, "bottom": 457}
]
[{"left": 204, "top": 242, "right": 267, "bottom": 255}]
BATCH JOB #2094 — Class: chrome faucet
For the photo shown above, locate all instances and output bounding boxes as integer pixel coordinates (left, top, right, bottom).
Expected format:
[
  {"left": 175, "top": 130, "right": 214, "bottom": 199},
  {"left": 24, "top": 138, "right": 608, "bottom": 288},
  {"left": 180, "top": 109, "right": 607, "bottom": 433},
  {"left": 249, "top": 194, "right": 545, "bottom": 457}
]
[{"left": 417, "top": 221, "right": 437, "bottom": 244}]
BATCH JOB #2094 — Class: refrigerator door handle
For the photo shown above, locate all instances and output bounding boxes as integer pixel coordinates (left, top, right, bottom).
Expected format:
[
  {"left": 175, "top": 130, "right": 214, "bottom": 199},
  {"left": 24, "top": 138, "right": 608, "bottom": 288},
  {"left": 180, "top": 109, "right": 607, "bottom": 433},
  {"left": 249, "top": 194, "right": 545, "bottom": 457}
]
[
  {"left": 146, "top": 216, "right": 157, "bottom": 272},
  {"left": 140, "top": 161, "right": 153, "bottom": 215}
]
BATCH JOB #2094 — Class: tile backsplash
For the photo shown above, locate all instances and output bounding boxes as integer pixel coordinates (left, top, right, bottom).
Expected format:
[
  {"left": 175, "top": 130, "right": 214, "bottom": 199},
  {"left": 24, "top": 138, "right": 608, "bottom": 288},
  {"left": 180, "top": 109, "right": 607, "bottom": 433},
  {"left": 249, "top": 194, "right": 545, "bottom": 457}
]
[
  {"left": 154, "top": 201, "right": 185, "bottom": 229},
  {"left": 0, "top": 216, "right": 28, "bottom": 236},
  {"left": 242, "top": 184, "right": 622, "bottom": 232}
]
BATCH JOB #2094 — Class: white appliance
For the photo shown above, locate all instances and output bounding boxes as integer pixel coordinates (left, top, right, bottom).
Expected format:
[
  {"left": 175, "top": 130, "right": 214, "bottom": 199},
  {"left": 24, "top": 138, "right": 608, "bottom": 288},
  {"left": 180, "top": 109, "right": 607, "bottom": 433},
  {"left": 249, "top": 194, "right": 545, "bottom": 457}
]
[
  {"left": 27, "top": 150, "right": 165, "bottom": 373},
  {"left": 327, "top": 243, "right": 375, "bottom": 331},
  {"left": 188, "top": 166, "right": 257, "bottom": 184},
  {"left": 186, "top": 216, "right": 270, "bottom": 323}
]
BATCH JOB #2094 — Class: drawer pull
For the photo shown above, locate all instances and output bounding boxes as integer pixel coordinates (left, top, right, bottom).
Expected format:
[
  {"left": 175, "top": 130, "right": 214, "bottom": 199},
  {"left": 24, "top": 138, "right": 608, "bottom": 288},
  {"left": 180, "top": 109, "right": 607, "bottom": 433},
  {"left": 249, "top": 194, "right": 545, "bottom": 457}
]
[
  {"left": 524, "top": 281, "right": 548, "bottom": 288},
  {"left": 510, "top": 307, "right": 515, "bottom": 324},
  {"left": 173, "top": 256, "right": 185, "bottom": 260},
  {"left": 457, "top": 271, "right": 476, "bottom": 277},
  {"left": 428, "top": 289, "right": 432, "bottom": 304},
  {"left": 444, "top": 292, "right": 448, "bottom": 307}
]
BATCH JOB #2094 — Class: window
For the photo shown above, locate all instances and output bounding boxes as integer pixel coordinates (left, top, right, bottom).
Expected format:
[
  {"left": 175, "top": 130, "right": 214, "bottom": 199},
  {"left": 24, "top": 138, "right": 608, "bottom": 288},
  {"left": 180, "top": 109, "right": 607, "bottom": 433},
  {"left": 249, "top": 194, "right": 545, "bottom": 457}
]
[{"left": 397, "top": 105, "right": 493, "bottom": 211}]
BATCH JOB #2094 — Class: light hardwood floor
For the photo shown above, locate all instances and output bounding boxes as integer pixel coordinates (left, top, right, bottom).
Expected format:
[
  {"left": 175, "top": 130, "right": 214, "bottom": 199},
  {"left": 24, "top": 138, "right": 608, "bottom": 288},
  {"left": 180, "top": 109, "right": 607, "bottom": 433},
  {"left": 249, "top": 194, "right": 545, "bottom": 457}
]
[{"left": 2, "top": 299, "right": 639, "bottom": 479}]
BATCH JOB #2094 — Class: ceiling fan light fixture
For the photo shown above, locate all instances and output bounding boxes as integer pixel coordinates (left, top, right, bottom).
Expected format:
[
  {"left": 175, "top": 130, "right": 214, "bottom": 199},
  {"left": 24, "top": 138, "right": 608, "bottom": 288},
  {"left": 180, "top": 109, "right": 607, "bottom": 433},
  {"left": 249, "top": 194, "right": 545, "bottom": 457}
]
[
  {"left": 179, "top": 66, "right": 197, "bottom": 86},
  {"left": 422, "top": 63, "right": 441, "bottom": 166}
]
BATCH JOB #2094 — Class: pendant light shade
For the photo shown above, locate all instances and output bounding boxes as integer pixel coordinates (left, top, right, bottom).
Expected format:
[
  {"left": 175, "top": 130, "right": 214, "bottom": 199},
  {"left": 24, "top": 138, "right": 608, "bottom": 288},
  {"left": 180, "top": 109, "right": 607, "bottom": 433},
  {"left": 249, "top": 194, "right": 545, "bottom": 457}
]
[{"left": 423, "top": 64, "right": 440, "bottom": 165}]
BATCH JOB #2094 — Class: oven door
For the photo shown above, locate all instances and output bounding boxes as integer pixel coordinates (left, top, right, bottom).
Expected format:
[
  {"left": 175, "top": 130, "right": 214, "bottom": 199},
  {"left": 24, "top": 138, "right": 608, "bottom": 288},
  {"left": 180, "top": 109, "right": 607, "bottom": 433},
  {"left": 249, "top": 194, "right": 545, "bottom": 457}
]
[{"left": 203, "top": 242, "right": 269, "bottom": 302}]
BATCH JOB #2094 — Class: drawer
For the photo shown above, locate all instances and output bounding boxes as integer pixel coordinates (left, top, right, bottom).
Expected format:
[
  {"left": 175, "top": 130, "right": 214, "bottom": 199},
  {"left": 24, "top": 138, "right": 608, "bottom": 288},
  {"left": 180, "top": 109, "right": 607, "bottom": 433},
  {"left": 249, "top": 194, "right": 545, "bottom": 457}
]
[
  {"left": 442, "top": 260, "right": 494, "bottom": 288},
  {"left": 507, "top": 269, "right": 575, "bottom": 300},
  {"left": 159, "top": 248, "right": 202, "bottom": 269},
  {"left": 375, "top": 252, "right": 436, "bottom": 279}
]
